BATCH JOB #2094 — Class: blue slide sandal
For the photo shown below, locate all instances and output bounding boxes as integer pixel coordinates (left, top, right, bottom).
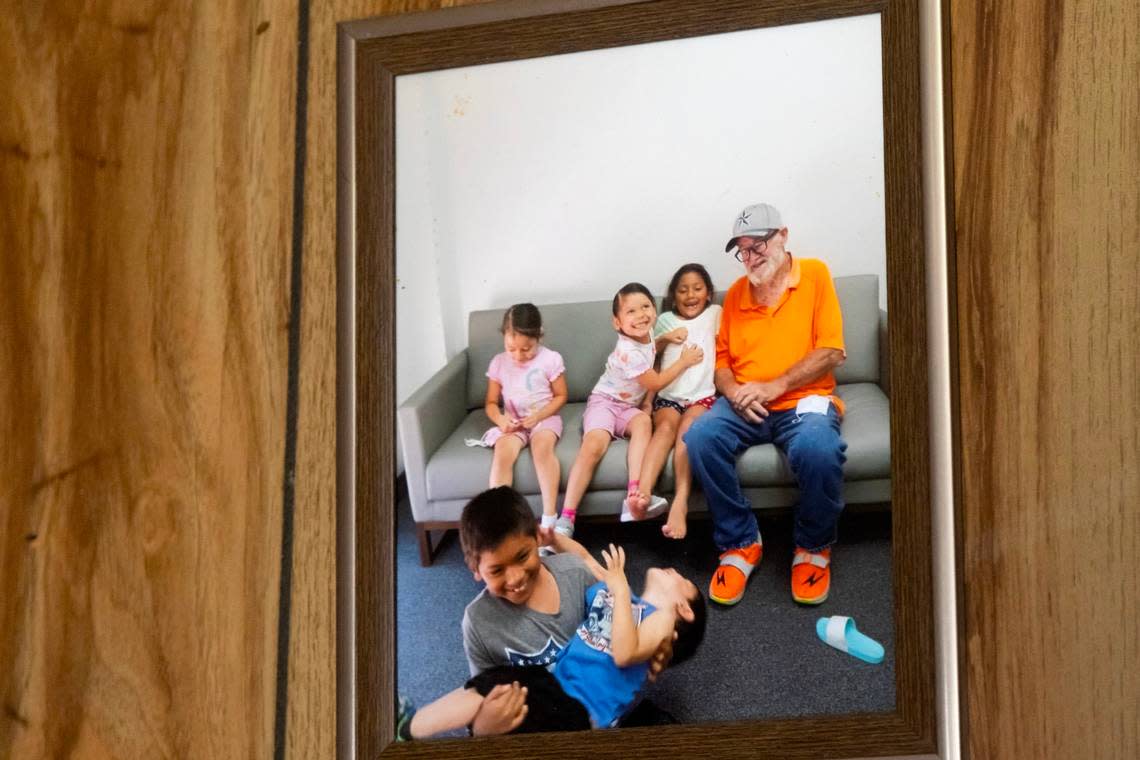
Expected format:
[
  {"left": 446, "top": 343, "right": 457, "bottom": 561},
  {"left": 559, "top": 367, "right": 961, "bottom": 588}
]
[{"left": 815, "top": 615, "right": 884, "bottom": 664}]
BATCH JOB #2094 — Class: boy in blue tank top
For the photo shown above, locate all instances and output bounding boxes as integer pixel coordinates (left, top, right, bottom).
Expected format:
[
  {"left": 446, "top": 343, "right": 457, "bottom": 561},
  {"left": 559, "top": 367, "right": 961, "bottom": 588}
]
[{"left": 401, "top": 539, "right": 707, "bottom": 737}]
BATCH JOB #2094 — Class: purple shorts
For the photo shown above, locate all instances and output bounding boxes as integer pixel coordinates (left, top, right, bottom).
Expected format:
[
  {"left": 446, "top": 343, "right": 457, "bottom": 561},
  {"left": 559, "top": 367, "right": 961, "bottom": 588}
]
[
  {"left": 481, "top": 415, "right": 563, "bottom": 447},
  {"left": 582, "top": 392, "right": 647, "bottom": 439}
]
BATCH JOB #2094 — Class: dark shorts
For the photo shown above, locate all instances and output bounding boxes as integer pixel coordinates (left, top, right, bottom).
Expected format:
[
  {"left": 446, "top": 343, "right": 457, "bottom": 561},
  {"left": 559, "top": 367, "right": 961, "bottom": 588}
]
[
  {"left": 465, "top": 665, "right": 591, "bottom": 733},
  {"left": 652, "top": 394, "right": 716, "bottom": 415}
]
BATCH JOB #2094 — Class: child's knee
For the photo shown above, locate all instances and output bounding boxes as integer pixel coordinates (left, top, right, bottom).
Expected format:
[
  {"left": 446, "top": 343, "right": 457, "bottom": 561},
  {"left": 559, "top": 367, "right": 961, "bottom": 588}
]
[
  {"left": 629, "top": 415, "right": 652, "bottom": 436},
  {"left": 495, "top": 435, "right": 520, "bottom": 452},
  {"left": 580, "top": 432, "right": 610, "bottom": 459},
  {"left": 532, "top": 438, "right": 557, "bottom": 460}
]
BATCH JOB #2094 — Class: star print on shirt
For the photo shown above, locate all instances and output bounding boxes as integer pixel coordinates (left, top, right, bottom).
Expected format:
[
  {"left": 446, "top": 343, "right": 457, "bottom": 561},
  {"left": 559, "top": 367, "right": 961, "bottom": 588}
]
[{"left": 504, "top": 636, "right": 563, "bottom": 668}]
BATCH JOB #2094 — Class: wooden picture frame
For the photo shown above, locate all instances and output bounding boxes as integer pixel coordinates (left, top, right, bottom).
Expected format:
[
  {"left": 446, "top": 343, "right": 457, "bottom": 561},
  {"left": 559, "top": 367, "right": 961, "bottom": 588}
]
[{"left": 337, "top": 0, "right": 943, "bottom": 757}]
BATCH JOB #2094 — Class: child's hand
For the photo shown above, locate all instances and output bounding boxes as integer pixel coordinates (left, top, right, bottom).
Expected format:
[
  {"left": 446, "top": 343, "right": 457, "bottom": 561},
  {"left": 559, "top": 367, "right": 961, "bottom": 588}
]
[
  {"left": 520, "top": 412, "right": 540, "bottom": 430},
  {"left": 666, "top": 327, "right": 688, "bottom": 344},
  {"left": 470, "top": 682, "right": 528, "bottom": 736},
  {"left": 498, "top": 417, "right": 522, "bottom": 433},
  {"left": 599, "top": 544, "right": 630, "bottom": 597},
  {"left": 646, "top": 631, "right": 677, "bottom": 683},
  {"left": 680, "top": 344, "right": 704, "bottom": 366}
]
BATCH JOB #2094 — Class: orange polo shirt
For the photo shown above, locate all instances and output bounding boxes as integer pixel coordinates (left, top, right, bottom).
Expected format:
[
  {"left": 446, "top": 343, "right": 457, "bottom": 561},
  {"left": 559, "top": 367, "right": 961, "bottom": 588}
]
[{"left": 715, "top": 256, "right": 846, "bottom": 414}]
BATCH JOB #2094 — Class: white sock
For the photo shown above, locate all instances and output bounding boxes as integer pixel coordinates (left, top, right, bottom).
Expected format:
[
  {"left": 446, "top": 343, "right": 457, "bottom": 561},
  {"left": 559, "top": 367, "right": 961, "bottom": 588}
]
[{"left": 541, "top": 514, "right": 557, "bottom": 529}]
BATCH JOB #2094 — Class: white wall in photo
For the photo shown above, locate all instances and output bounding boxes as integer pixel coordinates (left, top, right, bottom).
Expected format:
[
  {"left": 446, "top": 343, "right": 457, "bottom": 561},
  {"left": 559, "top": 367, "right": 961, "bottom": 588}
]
[{"left": 395, "top": 13, "right": 886, "bottom": 438}]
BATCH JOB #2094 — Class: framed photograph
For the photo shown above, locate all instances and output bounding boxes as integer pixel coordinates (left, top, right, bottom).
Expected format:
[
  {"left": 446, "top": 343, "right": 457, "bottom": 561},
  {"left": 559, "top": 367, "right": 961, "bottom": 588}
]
[{"left": 338, "top": 0, "right": 949, "bottom": 757}]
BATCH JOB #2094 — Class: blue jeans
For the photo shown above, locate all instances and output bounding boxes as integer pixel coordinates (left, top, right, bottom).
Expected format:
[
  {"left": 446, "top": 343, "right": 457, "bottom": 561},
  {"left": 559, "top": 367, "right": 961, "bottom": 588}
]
[{"left": 683, "top": 397, "right": 847, "bottom": 552}]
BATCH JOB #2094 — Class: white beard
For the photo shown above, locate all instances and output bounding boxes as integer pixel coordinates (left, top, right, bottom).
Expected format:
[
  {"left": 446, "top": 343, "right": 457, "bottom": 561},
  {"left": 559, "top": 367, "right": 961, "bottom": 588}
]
[{"left": 746, "top": 256, "right": 781, "bottom": 286}]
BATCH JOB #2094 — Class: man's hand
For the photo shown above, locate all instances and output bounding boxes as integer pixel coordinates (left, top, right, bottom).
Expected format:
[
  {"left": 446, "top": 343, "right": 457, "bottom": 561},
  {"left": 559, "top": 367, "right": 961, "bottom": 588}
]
[
  {"left": 470, "top": 682, "right": 528, "bottom": 736},
  {"left": 730, "top": 380, "right": 785, "bottom": 422}
]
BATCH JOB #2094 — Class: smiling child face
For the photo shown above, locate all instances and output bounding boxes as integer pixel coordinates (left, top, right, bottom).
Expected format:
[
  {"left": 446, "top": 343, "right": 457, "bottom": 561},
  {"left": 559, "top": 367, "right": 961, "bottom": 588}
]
[
  {"left": 473, "top": 532, "right": 543, "bottom": 605},
  {"left": 612, "top": 292, "right": 656, "bottom": 341},
  {"left": 673, "top": 272, "right": 710, "bottom": 319}
]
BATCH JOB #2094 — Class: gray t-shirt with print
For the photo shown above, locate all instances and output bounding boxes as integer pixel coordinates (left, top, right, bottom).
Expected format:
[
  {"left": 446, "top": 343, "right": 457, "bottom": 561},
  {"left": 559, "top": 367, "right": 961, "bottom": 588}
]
[{"left": 461, "top": 552, "right": 596, "bottom": 676}]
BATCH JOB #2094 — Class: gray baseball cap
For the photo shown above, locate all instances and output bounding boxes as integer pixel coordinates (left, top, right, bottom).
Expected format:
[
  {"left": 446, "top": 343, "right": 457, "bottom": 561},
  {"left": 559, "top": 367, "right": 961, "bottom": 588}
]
[{"left": 725, "top": 203, "right": 784, "bottom": 252}]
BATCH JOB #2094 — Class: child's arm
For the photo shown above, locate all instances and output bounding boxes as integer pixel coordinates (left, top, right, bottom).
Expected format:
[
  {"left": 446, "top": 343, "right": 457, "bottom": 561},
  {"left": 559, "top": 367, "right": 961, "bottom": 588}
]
[
  {"left": 640, "top": 389, "right": 656, "bottom": 415},
  {"left": 546, "top": 531, "right": 606, "bottom": 580},
  {"left": 408, "top": 687, "right": 488, "bottom": 738},
  {"left": 636, "top": 344, "right": 703, "bottom": 393},
  {"left": 654, "top": 326, "right": 688, "bottom": 352},
  {"left": 520, "top": 375, "right": 569, "bottom": 429},
  {"left": 483, "top": 380, "right": 518, "bottom": 432},
  {"left": 598, "top": 546, "right": 677, "bottom": 668},
  {"left": 640, "top": 354, "right": 664, "bottom": 413}
]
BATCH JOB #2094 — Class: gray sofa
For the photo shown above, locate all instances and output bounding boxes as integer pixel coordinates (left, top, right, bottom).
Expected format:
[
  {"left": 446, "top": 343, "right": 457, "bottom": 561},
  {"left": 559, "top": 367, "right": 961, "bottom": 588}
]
[{"left": 398, "top": 275, "right": 891, "bottom": 565}]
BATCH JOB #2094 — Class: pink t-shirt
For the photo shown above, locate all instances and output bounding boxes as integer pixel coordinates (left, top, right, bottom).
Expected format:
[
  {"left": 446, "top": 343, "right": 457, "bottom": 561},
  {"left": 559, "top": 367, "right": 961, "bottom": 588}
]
[
  {"left": 487, "top": 345, "right": 566, "bottom": 419},
  {"left": 591, "top": 334, "right": 655, "bottom": 406}
]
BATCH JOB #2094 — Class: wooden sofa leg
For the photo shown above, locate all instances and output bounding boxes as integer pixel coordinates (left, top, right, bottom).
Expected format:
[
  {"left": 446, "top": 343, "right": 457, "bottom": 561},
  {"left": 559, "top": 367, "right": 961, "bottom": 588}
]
[
  {"left": 416, "top": 523, "right": 435, "bottom": 567},
  {"left": 415, "top": 521, "right": 460, "bottom": 567}
]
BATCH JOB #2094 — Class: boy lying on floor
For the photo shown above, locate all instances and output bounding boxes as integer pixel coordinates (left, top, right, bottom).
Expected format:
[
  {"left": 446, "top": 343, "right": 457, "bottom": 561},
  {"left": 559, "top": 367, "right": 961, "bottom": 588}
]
[{"left": 399, "top": 540, "right": 707, "bottom": 737}]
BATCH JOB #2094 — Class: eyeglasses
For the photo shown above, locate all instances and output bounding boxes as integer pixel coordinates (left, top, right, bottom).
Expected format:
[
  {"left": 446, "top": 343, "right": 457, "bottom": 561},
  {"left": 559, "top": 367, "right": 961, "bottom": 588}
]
[{"left": 732, "top": 230, "right": 780, "bottom": 262}]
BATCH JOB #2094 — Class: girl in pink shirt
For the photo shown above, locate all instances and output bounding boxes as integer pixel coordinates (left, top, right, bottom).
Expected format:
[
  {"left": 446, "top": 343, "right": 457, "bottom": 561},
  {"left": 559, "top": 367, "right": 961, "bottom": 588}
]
[{"left": 481, "top": 304, "right": 569, "bottom": 531}]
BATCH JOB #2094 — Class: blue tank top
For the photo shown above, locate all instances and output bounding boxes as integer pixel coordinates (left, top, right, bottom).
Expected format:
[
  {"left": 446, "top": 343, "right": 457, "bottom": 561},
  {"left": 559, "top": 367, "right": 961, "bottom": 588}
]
[{"left": 553, "top": 581, "right": 655, "bottom": 727}]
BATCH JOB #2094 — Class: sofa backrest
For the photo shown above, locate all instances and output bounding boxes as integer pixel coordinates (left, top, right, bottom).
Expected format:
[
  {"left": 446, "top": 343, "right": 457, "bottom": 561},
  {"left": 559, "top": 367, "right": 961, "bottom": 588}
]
[{"left": 465, "top": 274, "right": 881, "bottom": 408}]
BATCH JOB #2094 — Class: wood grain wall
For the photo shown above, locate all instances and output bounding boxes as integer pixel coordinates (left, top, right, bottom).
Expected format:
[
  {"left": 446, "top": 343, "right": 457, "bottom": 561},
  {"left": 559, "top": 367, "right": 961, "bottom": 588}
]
[
  {"left": 1, "top": 0, "right": 299, "bottom": 756},
  {"left": 949, "top": 1, "right": 1140, "bottom": 758},
  {"left": 2, "top": 0, "right": 1137, "bottom": 759}
]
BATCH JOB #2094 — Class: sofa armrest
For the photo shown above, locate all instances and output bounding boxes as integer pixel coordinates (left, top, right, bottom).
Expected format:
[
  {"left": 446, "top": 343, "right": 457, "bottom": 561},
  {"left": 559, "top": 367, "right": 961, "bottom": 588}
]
[
  {"left": 398, "top": 350, "right": 470, "bottom": 519},
  {"left": 878, "top": 308, "right": 890, "bottom": 398}
]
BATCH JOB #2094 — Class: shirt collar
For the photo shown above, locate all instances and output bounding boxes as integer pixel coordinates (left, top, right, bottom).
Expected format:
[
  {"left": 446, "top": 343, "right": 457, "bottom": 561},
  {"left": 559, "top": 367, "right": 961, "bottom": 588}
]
[{"left": 787, "top": 254, "right": 802, "bottom": 288}]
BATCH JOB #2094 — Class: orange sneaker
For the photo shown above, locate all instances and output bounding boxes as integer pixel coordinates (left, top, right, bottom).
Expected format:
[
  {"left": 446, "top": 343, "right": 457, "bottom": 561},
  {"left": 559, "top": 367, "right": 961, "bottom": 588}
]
[
  {"left": 709, "top": 542, "right": 762, "bottom": 605},
  {"left": 791, "top": 547, "right": 831, "bottom": 605}
]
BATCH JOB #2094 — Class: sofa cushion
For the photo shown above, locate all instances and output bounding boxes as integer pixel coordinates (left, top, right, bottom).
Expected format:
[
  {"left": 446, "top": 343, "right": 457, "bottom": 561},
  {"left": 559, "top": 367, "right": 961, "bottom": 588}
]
[
  {"left": 833, "top": 383, "right": 891, "bottom": 479},
  {"left": 426, "top": 382, "right": 890, "bottom": 506},
  {"left": 426, "top": 401, "right": 636, "bottom": 502},
  {"left": 831, "top": 274, "right": 880, "bottom": 385}
]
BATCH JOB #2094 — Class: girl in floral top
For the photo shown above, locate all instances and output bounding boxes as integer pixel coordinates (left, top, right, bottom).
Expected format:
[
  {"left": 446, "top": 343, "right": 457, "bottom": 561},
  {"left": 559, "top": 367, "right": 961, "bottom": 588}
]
[{"left": 552, "top": 283, "right": 702, "bottom": 540}]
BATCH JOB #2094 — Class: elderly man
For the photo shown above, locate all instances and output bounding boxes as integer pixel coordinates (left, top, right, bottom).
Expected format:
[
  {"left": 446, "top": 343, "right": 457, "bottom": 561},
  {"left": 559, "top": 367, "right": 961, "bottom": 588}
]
[{"left": 684, "top": 203, "right": 847, "bottom": 606}]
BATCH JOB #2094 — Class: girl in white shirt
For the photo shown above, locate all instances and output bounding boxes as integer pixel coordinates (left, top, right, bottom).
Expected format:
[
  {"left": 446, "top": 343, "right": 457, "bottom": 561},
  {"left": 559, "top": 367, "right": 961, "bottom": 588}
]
[{"left": 632, "top": 264, "right": 722, "bottom": 539}]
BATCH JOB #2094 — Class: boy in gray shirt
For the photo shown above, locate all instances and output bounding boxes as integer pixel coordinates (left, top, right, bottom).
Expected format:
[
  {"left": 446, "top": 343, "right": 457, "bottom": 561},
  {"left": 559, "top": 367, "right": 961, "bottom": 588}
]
[
  {"left": 453, "top": 486, "right": 673, "bottom": 736},
  {"left": 463, "top": 551, "right": 595, "bottom": 675}
]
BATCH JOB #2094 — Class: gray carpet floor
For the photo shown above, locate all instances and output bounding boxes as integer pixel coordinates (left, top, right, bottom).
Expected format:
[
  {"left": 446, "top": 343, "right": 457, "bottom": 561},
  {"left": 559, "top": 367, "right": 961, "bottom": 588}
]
[{"left": 396, "top": 495, "right": 896, "bottom": 730}]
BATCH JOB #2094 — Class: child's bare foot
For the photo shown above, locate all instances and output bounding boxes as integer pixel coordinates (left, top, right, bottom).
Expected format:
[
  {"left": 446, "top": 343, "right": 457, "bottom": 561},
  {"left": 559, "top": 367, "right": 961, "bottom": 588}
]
[
  {"left": 635, "top": 489, "right": 652, "bottom": 512},
  {"left": 624, "top": 488, "right": 648, "bottom": 519},
  {"left": 661, "top": 502, "right": 688, "bottom": 539}
]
